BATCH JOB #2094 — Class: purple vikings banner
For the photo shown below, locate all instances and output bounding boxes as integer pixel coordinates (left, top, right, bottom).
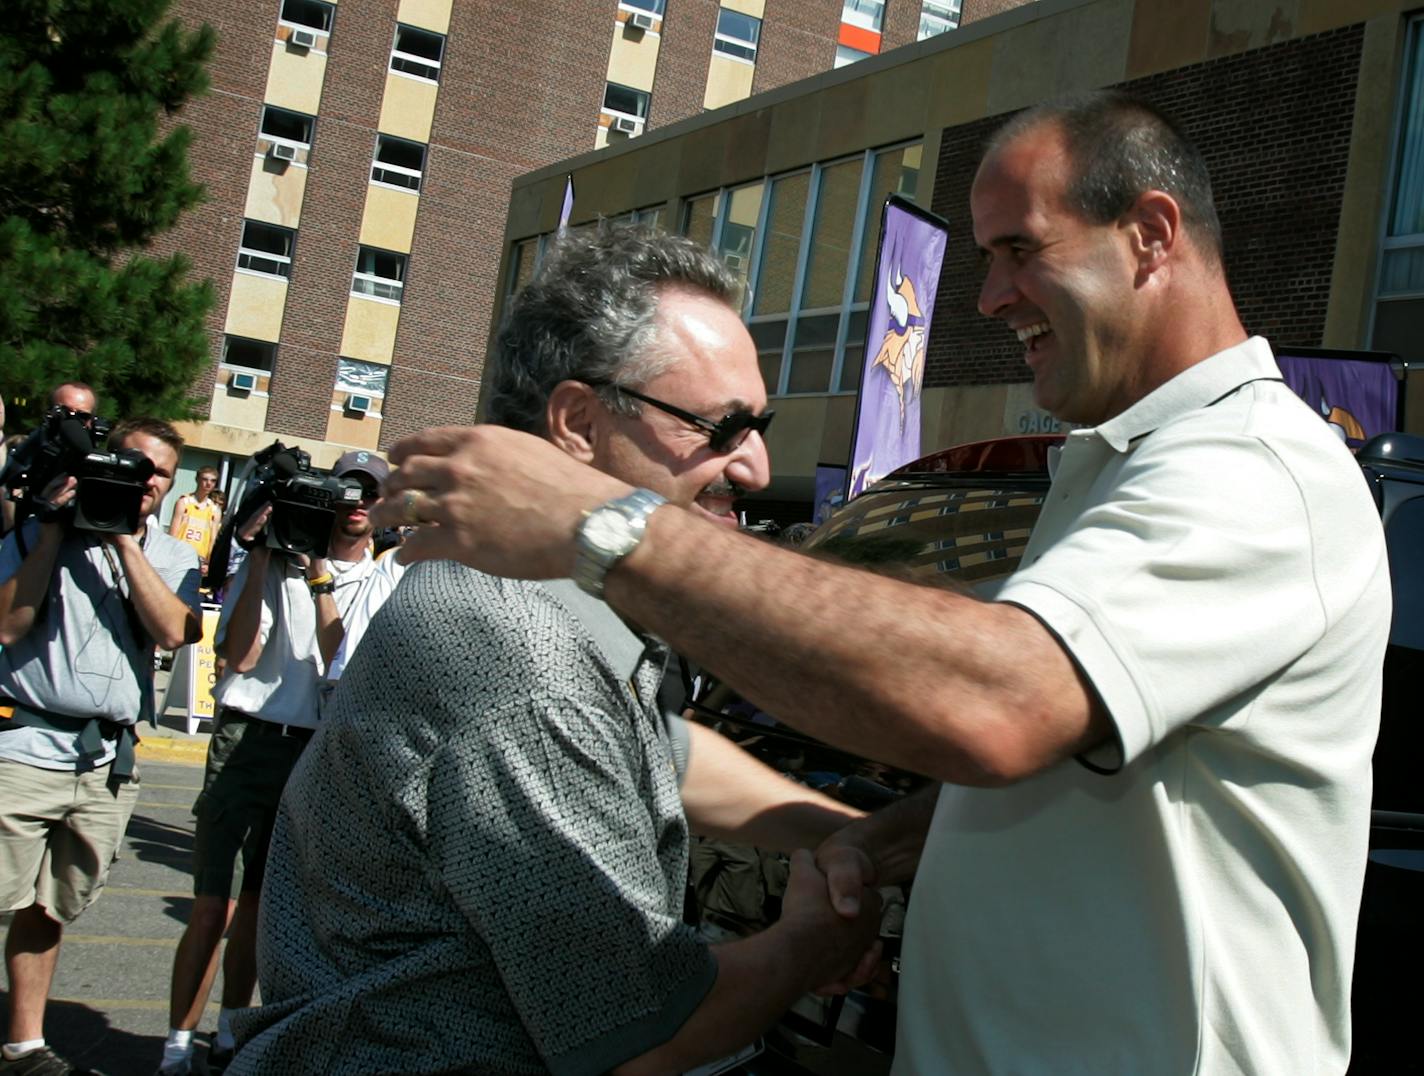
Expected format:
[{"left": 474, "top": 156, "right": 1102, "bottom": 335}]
[
  {"left": 846, "top": 195, "right": 949, "bottom": 500},
  {"left": 1276, "top": 349, "right": 1402, "bottom": 449},
  {"left": 813, "top": 465, "right": 846, "bottom": 524}
]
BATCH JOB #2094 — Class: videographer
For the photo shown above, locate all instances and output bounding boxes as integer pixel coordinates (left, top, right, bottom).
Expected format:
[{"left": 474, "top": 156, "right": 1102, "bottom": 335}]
[
  {"left": 0, "top": 417, "right": 201, "bottom": 1076},
  {"left": 158, "top": 451, "right": 382, "bottom": 1076},
  {"left": 1, "top": 384, "right": 97, "bottom": 540}
]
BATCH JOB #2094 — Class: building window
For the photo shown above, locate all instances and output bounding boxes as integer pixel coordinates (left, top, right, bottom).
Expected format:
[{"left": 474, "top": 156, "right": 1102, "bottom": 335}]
[
  {"left": 279, "top": 0, "right": 333, "bottom": 33},
  {"left": 371, "top": 135, "right": 426, "bottom": 191},
  {"left": 259, "top": 105, "right": 314, "bottom": 149},
  {"left": 685, "top": 141, "right": 923, "bottom": 397},
  {"left": 918, "top": 0, "right": 960, "bottom": 40},
  {"left": 1373, "top": 15, "right": 1424, "bottom": 365},
  {"left": 236, "top": 221, "right": 295, "bottom": 279},
  {"left": 713, "top": 9, "right": 760, "bottom": 63},
  {"left": 390, "top": 24, "right": 444, "bottom": 82},
  {"left": 834, "top": 45, "right": 872, "bottom": 67},
  {"left": 841, "top": 0, "right": 885, "bottom": 33},
  {"left": 619, "top": 0, "right": 666, "bottom": 13},
  {"left": 222, "top": 336, "right": 276, "bottom": 373},
  {"left": 336, "top": 358, "right": 388, "bottom": 417},
  {"left": 604, "top": 82, "right": 650, "bottom": 122},
  {"left": 352, "top": 246, "right": 407, "bottom": 303}
]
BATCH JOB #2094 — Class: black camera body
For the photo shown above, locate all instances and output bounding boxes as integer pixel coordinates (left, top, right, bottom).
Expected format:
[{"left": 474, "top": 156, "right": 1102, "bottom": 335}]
[
  {"left": 0, "top": 406, "right": 152, "bottom": 535},
  {"left": 231, "top": 442, "right": 361, "bottom": 560}
]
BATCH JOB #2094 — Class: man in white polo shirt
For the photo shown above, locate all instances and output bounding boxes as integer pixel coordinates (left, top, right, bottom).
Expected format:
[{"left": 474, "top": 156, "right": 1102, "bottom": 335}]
[{"left": 371, "top": 91, "right": 1393, "bottom": 1073}]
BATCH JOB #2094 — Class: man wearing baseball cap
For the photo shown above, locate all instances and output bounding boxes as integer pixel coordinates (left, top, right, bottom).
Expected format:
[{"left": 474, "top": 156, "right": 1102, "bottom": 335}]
[{"left": 157, "top": 449, "right": 386, "bottom": 1076}]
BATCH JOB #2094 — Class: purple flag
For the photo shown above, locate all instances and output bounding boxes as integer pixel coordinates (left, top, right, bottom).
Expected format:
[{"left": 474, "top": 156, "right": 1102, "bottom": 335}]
[
  {"left": 846, "top": 196, "right": 949, "bottom": 499},
  {"left": 558, "top": 175, "right": 575, "bottom": 233},
  {"left": 1276, "top": 350, "right": 1400, "bottom": 448}
]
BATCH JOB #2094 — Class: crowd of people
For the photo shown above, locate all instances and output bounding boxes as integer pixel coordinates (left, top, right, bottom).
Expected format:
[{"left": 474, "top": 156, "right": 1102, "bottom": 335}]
[{"left": 1, "top": 90, "right": 1394, "bottom": 1076}]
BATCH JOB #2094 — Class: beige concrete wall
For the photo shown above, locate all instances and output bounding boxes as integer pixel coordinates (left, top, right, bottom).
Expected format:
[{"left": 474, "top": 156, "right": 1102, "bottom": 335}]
[
  {"left": 206, "top": 385, "right": 271, "bottom": 433},
  {"left": 176, "top": 417, "right": 276, "bottom": 456},
  {"left": 339, "top": 297, "right": 401, "bottom": 365},
  {"left": 264, "top": 39, "right": 327, "bottom": 116},
  {"left": 224, "top": 273, "right": 287, "bottom": 341},
  {"left": 704, "top": 53, "right": 757, "bottom": 110},
  {"left": 359, "top": 184, "right": 420, "bottom": 253},
  {"left": 397, "top": 0, "right": 453, "bottom": 34},
  {"left": 379, "top": 72, "right": 439, "bottom": 143},
  {"left": 607, "top": 21, "right": 660, "bottom": 91},
  {"left": 724, "top": 0, "right": 765, "bottom": 17},
  {"left": 325, "top": 403, "right": 383, "bottom": 450},
  {"left": 243, "top": 155, "right": 308, "bottom": 229}
]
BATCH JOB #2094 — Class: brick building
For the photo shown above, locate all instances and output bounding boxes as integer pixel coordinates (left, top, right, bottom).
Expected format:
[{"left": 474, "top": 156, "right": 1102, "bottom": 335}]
[
  {"left": 495, "top": 0, "right": 1424, "bottom": 516},
  {"left": 150, "top": 0, "right": 991, "bottom": 498}
]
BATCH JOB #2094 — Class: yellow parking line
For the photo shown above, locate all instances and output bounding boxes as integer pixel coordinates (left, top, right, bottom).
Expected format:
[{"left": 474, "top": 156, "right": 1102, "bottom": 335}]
[
  {"left": 58, "top": 934, "right": 179, "bottom": 948},
  {"left": 51, "top": 998, "right": 217, "bottom": 1012}
]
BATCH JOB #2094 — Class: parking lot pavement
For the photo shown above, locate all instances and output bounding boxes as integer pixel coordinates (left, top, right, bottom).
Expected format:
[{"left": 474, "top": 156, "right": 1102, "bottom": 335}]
[{"left": 0, "top": 753, "right": 229, "bottom": 1076}]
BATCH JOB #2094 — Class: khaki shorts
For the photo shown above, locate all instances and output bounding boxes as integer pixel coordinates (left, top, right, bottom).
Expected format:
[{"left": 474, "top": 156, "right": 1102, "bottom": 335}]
[{"left": 0, "top": 758, "right": 141, "bottom": 924}]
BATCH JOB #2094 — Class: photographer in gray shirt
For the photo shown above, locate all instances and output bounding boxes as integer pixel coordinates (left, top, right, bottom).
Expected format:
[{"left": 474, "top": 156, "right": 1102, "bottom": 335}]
[{"left": 0, "top": 417, "right": 201, "bottom": 1076}]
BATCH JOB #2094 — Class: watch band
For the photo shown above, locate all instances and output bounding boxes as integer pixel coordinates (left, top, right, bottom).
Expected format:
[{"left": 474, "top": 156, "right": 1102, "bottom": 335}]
[{"left": 573, "top": 488, "right": 667, "bottom": 598}]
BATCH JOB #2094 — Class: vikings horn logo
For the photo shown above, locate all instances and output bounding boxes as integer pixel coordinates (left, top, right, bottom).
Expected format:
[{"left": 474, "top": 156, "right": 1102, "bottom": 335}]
[
  {"left": 871, "top": 264, "right": 927, "bottom": 431},
  {"left": 1320, "top": 395, "right": 1366, "bottom": 444}
]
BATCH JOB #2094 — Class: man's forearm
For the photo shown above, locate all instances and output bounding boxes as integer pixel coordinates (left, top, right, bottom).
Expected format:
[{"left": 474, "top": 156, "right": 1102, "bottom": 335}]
[
  {"left": 0, "top": 524, "right": 63, "bottom": 645},
  {"left": 681, "top": 722, "right": 862, "bottom": 851},
  {"left": 114, "top": 537, "right": 200, "bottom": 650},
  {"left": 220, "top": 550, "right": 271, "bottom": 671},
  {"left": 610, "top": 508, "right": 1102, "bottom": 786},
  {"left": 612, "top": 929, "right": 839, "bottom": 1076}
]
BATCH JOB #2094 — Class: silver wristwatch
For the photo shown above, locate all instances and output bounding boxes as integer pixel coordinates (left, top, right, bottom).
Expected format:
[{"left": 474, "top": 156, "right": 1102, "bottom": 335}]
[{"left": 573, "top": 488, "right": 667, "bottom": 597}]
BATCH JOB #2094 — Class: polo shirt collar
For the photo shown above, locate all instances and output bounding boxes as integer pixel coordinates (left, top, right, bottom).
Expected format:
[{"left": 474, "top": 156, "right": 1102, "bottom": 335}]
[
  {"left": 1091, "top": 336, "right": 1279, "bottom": 452},
  {"left": 541, "top": 578, "right": 650, "bottom": 683}
]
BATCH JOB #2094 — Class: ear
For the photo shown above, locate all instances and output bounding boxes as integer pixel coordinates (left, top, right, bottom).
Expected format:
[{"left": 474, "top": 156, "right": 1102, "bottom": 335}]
[
  {"left": 1125, "top": 189, "right": 1181, "bottom": 276},
  {"left": 545, "top": 380, "right": 603, "bottom": 463}
]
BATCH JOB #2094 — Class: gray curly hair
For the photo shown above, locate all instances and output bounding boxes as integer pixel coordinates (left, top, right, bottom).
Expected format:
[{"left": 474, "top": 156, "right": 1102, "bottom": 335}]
[{"left": 486, "top": 222, "right": 738, "bottom": 434}]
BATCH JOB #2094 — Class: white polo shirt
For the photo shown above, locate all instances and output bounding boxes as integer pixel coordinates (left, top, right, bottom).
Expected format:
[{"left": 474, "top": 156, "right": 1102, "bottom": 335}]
[{"left": 894, "top": 337, "right": 1391, "bottom": 1074}]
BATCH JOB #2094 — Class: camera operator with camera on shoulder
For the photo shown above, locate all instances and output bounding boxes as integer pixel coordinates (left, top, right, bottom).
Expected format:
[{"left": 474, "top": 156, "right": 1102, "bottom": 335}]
[
  {"left": 0, "top": 412, "right": 202, "bottom": 1076},
  {"left": 158, "top": 447, "right": 384, "bottom": 1076}
]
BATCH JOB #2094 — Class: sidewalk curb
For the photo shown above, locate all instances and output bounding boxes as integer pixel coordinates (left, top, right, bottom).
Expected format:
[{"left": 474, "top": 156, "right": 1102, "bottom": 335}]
[{"left": 137, "top": 736, "right": 210, "bottom": 764}]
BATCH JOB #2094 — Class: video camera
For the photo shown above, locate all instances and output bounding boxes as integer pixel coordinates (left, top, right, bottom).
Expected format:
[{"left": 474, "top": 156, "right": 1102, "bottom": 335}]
[
  {"left": 0, "top": 406, "right": 155, "bottom": 535},
  {"left": 206, "top": 442, "right": 362, "bottom": 585}
]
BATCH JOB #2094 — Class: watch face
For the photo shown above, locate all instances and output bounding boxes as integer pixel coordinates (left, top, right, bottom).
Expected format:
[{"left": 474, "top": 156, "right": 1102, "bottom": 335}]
[{"left": 585, "top": 508, "right": 634, "bottom": 553}]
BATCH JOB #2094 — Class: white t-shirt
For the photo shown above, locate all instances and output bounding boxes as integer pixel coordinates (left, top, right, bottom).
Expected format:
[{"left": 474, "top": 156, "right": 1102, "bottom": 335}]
[
  {"left": 326, "top": 547, "right": 408, "bottom": 682},
  {"left": 894, "top": 338, "right": 1392, "bottom": 1074},
  {"left": 213, "top": 549, "right": 373, "bottom": 729}
]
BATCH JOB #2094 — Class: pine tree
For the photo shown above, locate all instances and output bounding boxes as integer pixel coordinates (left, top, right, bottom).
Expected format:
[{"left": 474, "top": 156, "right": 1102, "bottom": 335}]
[{"left": 0, "top": 0, "right": 215, "bottom": 430}]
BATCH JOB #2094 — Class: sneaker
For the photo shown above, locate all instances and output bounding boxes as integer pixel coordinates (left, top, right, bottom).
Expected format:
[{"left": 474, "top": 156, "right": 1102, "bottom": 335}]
[
  {"left": 0, "top": 1046, "right": 101, "bottom": 1075},
  {"left": 153, "top": 1062, "right": 190, "bottom": 1076}
]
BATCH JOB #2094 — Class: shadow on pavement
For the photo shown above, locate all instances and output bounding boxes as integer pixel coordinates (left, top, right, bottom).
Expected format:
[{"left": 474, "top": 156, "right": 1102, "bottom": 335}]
[
  {"left": 0, "top": 995, "right": 164, "bottom": 1076},
  {"left": 124, "top": 815, "right": 194, "bottom": 872}
]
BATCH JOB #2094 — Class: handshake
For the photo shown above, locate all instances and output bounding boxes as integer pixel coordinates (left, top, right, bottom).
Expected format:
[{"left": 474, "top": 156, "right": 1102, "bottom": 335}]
[{"left": 776, "top": 843, "right": 885, "bottom": 998}]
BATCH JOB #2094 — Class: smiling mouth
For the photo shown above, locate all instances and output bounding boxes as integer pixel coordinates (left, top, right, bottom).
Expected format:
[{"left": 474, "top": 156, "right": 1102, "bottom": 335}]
[{"left": 1017, "top": 321, "right": 1052, "bottom": 353}]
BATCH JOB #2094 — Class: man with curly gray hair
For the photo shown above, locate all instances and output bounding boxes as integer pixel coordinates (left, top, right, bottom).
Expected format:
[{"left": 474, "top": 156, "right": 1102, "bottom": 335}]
[{"left": 230, "top": 222, "right": 882, "bottom": 1075}]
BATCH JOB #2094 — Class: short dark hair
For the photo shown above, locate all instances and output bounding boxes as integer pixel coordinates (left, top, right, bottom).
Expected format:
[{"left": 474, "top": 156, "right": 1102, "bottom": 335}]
[
  {"left": 989, "top": 90, "right": 1223, "bottom": 264},
  {"left": 196, "top": 466, "right": 218, "bottom": 480},
  {"left": 487, "top": 221, "right": 737, "bottom": 434},
  {"left": 108, "top": 417, "right": 184, "bottom": 456}
]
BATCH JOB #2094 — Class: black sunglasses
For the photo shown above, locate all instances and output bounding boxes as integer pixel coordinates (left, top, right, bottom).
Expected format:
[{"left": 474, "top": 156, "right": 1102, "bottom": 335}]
[{"left": 589, "top": 382, "right": 775, "bottom": 453}]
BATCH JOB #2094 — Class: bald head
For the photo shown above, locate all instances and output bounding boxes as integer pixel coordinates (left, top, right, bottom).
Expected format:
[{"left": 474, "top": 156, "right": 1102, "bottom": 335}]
[{"left": 51, "top": 382, "right": 97, "bottom": 415}]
